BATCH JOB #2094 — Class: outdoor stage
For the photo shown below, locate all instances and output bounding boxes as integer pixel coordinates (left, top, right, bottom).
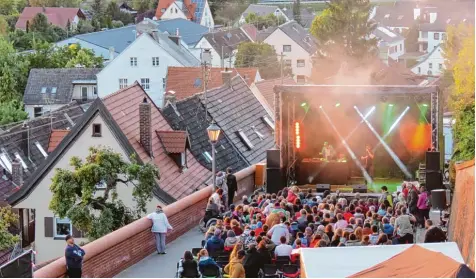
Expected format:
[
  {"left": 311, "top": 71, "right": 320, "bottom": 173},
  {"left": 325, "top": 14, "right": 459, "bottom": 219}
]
[{"left": 272, "top": 85, "right": 443, "bottom": 192}]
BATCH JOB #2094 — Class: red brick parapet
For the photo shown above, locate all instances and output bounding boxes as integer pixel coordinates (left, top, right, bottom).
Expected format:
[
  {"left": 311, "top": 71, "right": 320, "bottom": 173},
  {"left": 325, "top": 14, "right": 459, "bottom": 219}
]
[{"left": 34, "top": 164, "right": 257, "bottom": 278}]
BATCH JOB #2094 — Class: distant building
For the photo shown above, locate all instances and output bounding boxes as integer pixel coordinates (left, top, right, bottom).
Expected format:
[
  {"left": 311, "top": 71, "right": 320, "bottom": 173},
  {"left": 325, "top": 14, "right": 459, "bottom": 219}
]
[
  {"left": 372, "top": 25, "right": 405, "bottom": 62},
  {"left": 155, "top": 0, "right": 215, "bottom": 29},
  {"left": 15, "top": 7, "right": 85, "bottom": 30},
  {"left": 411, "top": 44, "right": 444, "bottom": 77},
  {"left": 239, "top": 4, "right": 289, "bottom": 25}
]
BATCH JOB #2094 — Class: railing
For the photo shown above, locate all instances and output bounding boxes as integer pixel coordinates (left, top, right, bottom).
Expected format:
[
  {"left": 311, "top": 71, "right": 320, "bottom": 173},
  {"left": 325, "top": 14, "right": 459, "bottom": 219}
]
[
  {"left": 9, "top": 242, "right": 23, "bottom": 261},
  {"left": 34, "top": 164, "right": 257, "bottom": 278}
]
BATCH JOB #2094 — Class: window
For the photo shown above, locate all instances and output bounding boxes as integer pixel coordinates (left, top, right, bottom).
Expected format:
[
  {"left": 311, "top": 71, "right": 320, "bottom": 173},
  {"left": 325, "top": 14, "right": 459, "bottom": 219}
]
[
  {"left": 203, "top": 151, "right": 212, "bottom": 163},
  {"left": 54, "top": 218, "right": 72, "bottom": 238},
  {"left": 442, "top": 33, "right": 446, "bottom": 40},
  {"left": 152, "top": 57, "right": 159, "bottom": 66},
  {"left": 284, "top": 59, "right": 292, "bottom": 67},
  {"left": 283, "top": 45, "right": 291, "bottom": 52},
  {"left": 162, "top": 78, "right": 166, "bottom": 89},
  {"left": 119, "top": 78, "right": 128, "bottom": 89},
  {"left": 141, "top": 78, "right": 150, "bottom": 90},
  {"left": 34, "top": 107, "right": 43, "bottom": 117},
  {"left": 296, "top": 75, "right": 306, "bottom": 84},
  {"left": 51, "top": 87, "right": 57, "bottom": 94},
  {"left": 254, "top": 129, "right": 265, "bottom": 140},
  {"left": 429, "top": 63, "right": 433, "bottom": 69},
  {"left": 41, "top": 87, "right": 47, "bottom": 93},
  {"left": 14, "top": 153, "right": 27, "bottom": 169},
  {"left": 64, "top": 113, "right": 75, "bottom": 126},
  {"left": 180, "top": 152, "right": 186, "bottom": 167},
  {"left": 237, "top": 130, "right": 254, "bottom": 149},
  {"left": 81, "top": 87, "right": 88, "bottom": 101},
  {"left": 35, "top": 141, "right": 48, "bottom": 158},
  {"left": 0, "top": 152, "right": 12, "bottom": 172},
  {"left": 297, "top": 59, "right": 305, "bottom": 68},
  {"left": 130, "top": 57, "right": 137, "bottom": 67},
  {"left": 428, "top": 70, "right": 433, "bottom": 76},
  {"left": 262, "top": 116, "right": 275, "bottom": 130},
  {"left": 434, "top": 33, "right": 440, "bottom": 40},
  {"left": 92, "top": 123, "right": 101, "bottom": 137},
  {"left": 439, "top": 63, "right": 443, "bottom": 70},
  {"left": 418, "top": 67, "right": 421, "bottom": 74},
  {"left": 93, "top": 86, "right": 97, "bottom": 95}
]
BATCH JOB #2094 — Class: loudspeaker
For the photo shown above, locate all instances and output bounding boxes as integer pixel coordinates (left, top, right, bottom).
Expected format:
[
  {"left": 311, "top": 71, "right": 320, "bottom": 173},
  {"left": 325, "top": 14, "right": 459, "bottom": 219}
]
[
  {"left": 255, "top": 163, "right": 266, "bottom": 186},
  {"left": 431, "top": 189, "right": 447, "bottom": 210},
  {"left": 426, "top": 171, "right": 442, "bottom": 192},
  {"left": 426, "top": 151, "right": 440, "bottom": 171},
  {"left": 267, "top": 149, "right": 280, "bottom": 169},
  {"left": 316, "top": 184, "right": 330, "bottom": 193},
  {"left": 266, "top": 168, "right": 283, "bottom": 194},
  {"left": 352, "top": 184, "right": 367, "bottom": 193}
]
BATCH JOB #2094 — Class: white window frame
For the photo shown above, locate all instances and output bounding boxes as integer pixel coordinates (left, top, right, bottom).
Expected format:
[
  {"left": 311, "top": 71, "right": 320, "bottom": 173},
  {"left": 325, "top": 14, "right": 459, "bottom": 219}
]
[
  {"left": 254, "top": 129, "right": 265, "bottom": 140},
  {"left": 54, "top": 217, "right": 72, "bottom": 238},
  {"left": 262, "top": 116, "right": 275, "bottom": 130},
  {"left": 237, "top": 130, "right": 254, "bottom": 149},
  {"left": 152, "top": 57, "right": 159, "bottom": 66},
  {"left": 81, "top": 86, "right": 88, "bottom": 101},
  {"left": 429, "top": 63, "right": 433, "bottom": 69},
  {"left": 35, "top": 141, "right": 48, "bottom": 158},
  {"left": 130, "top": 57, "right": 137, "bottom": 67},
  {"left": 438, "top": 63, "right": 443, "bottom": 70},
  {"left": 284, "top": 59, "right": 292, "bottom": 67},
  {"left": 93, "top": 86, "right": 97, "bottom": 95},
  {"left": 180, "top": 152, "right": 186, "bottom": 167},
  {"left": 141, "top": 78, "right": 150, "bottom": 90},
  {"left": 119, "top": 78, "right": 128, "bottom": 89},
  {"left": 14, "top": 152, "right": 28, "bottom": 169},
  {"left": 283, "top": 45, "right": 291, "bottom": 52},
  {"left": 297, "top": 59, "right": 305, "bottom": 68},
  {"left": 0, "top": 152, "right": 12, "bottom": 172}
]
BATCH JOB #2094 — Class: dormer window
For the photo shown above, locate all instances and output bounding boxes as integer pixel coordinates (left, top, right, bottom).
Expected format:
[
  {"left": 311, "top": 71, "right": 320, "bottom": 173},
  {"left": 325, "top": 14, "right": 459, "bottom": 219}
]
[
  {"left": 156, "top": 130, "right": 190, "bottom": 170},
  {"left": 237, "top": 130, "right": 254, "bottom": 150},
  {"left": 262, "top": 116, "right": 275, "bottom": 130},
  {"left": 203, "top": 151, "right": 212, "bottom": 163}
]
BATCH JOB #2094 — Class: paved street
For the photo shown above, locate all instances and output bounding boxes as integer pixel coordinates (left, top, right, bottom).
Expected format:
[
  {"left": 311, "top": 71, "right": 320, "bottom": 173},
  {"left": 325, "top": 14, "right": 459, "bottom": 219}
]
[{"left": 115, "top": 228, "right": 204, "bottom": 278}]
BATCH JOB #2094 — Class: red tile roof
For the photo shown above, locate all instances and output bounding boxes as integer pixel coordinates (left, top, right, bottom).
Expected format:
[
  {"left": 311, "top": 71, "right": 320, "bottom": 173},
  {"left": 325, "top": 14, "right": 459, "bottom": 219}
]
[
  {"left": 166, "top": 67, "right": 259, "bottom": 100},
  {"left": 254, "top": 77, "right": 296, "bottom": 110},
  {"left": 102, "top": 83, "right": 210, "bottom": 200},
  {"left": 15, "top": 7, "right": 84, "bottom": 30},
  {"left": 155, "top": 0, "right": 196, "bottom": 20},
  {"left": 241, "top": 24, "right": 259, "bottom": 42},
  {"left": 47, "top": 129, "right": 70, "bottom": 152},
  {"left": 156, "top": 131, "right": 189, "bottom": 153}
]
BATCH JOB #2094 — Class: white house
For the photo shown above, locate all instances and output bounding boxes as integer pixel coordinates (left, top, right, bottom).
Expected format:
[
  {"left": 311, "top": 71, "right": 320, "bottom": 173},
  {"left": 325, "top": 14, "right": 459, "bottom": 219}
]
[
  {"left": 373, "top": 26, "right": 405, "bottom": 62},
  {"left": 156, "top": 0, "right": 214, "bottom": 29},
  {"left": 263, "top": 21, "right": 317, "bottom": 84},
  {"left": 411, "top": 44, "right": 444, "bottom": 76},
  {"left": 238, "top": 4, "right": 289, "bottom": 25},
  {"left": 96, "top": 31, "right": 199, "bottom": 106}
]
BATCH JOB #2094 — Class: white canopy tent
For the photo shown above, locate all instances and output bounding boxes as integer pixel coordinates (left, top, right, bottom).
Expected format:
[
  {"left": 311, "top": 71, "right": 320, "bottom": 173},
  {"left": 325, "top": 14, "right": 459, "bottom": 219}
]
[{"left": 300, "top": 242, "right": 465, "bottom": 278}]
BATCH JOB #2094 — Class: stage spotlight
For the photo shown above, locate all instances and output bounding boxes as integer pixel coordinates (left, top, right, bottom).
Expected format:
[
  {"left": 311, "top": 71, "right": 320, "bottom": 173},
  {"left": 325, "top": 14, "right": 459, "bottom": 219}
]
[
  {"left": 422, "top": 103, "right": 428, "bottom": 107},
  {"left": 295, "top": 122, "right": 301, "bottom": 149},
  {"left": 301, "top": 102, "right": 307, "bottom": 107},
  {"left": 388, "top": 104, "right": 394, "bottom": 107},
  {"left": 319, "top": 105, "right": 323, "bottom": 109},
  {"left": 335, "top": 103, "right": 341, "bottom": 107}
]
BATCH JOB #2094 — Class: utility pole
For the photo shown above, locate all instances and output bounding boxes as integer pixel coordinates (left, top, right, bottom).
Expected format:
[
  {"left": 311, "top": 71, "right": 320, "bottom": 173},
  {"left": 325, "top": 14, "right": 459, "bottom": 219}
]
[
  {"left": 201, "top": 49, "right": 212, "bottom": 122},
  {"left": 279, "top": 52, "right": 285, "bottom": 85}
]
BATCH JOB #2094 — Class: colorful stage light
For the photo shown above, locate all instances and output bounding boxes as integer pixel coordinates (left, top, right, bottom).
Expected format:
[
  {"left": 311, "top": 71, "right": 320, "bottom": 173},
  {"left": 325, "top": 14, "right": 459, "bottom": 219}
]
[
  {"left": 295, "top": 122, "right": 301, "bottom": 149},
  {"left": 388, "top": 106, "right": 410, "bottom": 135},
  {"left": 335, "top": 103, "right": 341, "bottom": 107},
  {"left": 301, "top": 102, "right": 307, "bottom": 107},
  {"left": 422, "top": 103, "right": 428, "bottom": 107},
  {"left": 388, "top": 104, "right": 394, "bottom": 107}
]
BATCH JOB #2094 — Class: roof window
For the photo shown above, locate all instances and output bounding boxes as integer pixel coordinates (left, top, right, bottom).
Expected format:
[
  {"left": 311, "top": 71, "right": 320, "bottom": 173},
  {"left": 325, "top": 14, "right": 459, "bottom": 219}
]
[
  {"left": 35, "top": 141, "right": 48, "bottom": 158},
  {"left": 237, "top": 130, "right": 254, "bottom": 150},
  {"left": 51, "top": 87, "right": 57, "bottom": 94},
  {"left": 14, "top": 152, "right": 28, "bottom": 169},
  {"left": 262, "top": 116, "right": 275, "bottom": 130},
  {"left": 41, "top": 87, "right": 47, "bottom": 93},
  {"left": 253, "top": 126, "right": 265, "bottom": 140},
  {"left": 64, "top": 113, "right": 75, "bottom": 127},
  {"left": 0, "top": 151, "right": 12, "bottom": 172},
  {"left": 203, "top": 151, "right": 212, "bottom": 163},
  {"left": 397, "top": 15, "right": 404, "bottom": 20}
]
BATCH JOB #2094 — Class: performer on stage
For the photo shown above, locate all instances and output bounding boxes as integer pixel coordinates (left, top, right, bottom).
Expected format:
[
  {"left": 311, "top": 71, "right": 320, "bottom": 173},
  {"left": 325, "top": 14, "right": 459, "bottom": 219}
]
[
  {"left": 361, "top": 144, "right": 374, "bottom": 180},
  {"left": 321, "top": 142, "right": 334, "bottom": 160}
]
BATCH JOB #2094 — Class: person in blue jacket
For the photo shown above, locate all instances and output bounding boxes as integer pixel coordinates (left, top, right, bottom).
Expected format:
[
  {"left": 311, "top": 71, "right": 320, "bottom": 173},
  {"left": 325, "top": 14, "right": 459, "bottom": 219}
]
[
  {"left": 65, "top": 235, "right": 85, "bottom": 278},
  {"left": 205, "top": 229, "right": 225, "bottom": 254}
]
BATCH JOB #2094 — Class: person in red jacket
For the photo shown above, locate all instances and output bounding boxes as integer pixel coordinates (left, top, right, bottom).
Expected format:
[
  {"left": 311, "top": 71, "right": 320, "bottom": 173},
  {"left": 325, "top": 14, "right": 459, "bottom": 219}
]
[{"left": 287, "top": 186, "right": 299, "bottom": 204}]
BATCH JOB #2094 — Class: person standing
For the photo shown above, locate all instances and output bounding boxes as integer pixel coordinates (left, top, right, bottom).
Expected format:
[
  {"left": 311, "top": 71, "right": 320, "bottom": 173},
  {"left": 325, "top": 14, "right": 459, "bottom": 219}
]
[
  {"left": 216, "top": 171, "right": 228, "bottom": 208},
  {"left": 65, "top": 235, "right": 85, "bottom": 278},
  {"left": 226, "top": 167, "right": 237, "bottom": 207},
  {"left": 417, "top": 186, "right": 430, "bottom": 227},
  {"left": 361, "top": 144, "right": 374, "bottom": 182},
  {"left": 147, "top": 205, "right": 173, "bottom": 254}
]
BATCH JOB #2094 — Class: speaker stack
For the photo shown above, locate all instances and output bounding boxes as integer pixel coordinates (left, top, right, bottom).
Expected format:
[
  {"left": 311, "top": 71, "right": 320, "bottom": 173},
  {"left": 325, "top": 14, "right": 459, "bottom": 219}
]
[
  {"left": 425, "top": 151, "right": 443, "bottom": 192},
  {"left": 352, "top": 184, "right": 368, "bottom": 193},
  {"left": 316, "top": 184, "right": 330, "bottom": 193},
  {"left": 266, "top": 149, "right": 283, "bottom": 194}
]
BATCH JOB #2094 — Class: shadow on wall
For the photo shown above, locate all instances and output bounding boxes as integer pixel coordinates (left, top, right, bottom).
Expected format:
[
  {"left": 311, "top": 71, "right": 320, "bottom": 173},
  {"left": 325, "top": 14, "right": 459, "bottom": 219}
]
[{"left": 34, "top": 164, "right": 258, "bottom": 278}]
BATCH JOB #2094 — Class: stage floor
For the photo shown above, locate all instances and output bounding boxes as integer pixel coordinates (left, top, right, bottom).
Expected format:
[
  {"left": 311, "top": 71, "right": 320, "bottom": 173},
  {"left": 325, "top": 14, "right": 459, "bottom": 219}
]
[{"left": 298, "top": 177, "right": 403, "bottom": 194}]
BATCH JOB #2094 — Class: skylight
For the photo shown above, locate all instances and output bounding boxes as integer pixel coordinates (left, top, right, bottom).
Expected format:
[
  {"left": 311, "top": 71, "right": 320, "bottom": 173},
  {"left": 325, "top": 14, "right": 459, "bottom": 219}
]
[
  {"left": 14, "top": 152, "right": 28, "bottom": 169},
  {"left": 64, "top": 113, "right": 75, "bottom": 126},
  {"left": 41, "top": 87, "right": 47, "bottom": 93},
  {"left": 203, "top": 151, "right": 212, "bottom": 163},
  {"left": 35, "top": 141, "right": 48, "bottom": 158},
  {"left": 384, "top": 14, "right": 390, "bottom": 19},
  {"left": 262, "top": 116, "right": 275, "bottom": 130},
  {"left": 0, "top": 152, "right": 12, "bottom": 172},
  {"left": 51, "top": 87, "right": 57, "bottom": 94},
  {"left": 237, "top": 130, "right": 254, "bottom": 150},
  {"left": 254, "top": 129, "right": 265, "bottom": 140}
]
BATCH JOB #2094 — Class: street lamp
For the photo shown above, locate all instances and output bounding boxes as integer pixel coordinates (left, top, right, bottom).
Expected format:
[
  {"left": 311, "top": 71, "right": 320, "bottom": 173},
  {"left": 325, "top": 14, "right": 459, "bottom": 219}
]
[{"left": 207, "top": 121, "right": 221, "bottom": 192}]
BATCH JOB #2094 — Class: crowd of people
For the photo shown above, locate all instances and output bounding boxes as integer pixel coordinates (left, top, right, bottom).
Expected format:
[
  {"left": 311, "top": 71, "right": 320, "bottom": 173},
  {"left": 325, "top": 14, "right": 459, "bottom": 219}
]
[{"left": 175, "top": 182, "right": 447, "bottom": 278}]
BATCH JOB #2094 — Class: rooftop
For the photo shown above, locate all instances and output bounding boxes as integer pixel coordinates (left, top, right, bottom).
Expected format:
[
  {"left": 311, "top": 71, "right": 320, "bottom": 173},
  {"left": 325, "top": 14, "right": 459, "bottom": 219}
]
[
  {"left": 253, "top": 76, "right": 296, "bottom": 112},
  {"left": 16, "top": 7, "right": 83, "bottom": 29},
  {"left": 272, "top": 21, "right": 318, "bottom": 55},
  {"left": 201, "top": 28, "right": 251, "bottom": 58}
]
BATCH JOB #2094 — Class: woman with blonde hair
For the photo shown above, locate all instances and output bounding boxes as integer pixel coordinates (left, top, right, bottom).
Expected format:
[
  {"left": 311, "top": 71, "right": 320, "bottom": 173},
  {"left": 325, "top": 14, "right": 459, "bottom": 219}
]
[
  {"left": 287, "top": 186, "right": 299, "bottom": 204},
  {"left": 197, "top": 249, "right": 220, "bottom": 275},
  {"left": 355, "top": 227, "right": 363, "bottom": 242},
  {"left": 204, "top": 226, "right": 216, "bottom": 240}
]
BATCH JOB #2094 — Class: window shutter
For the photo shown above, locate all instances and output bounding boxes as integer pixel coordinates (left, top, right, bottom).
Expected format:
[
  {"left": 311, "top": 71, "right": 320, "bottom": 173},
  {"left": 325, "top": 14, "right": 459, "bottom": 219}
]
[
  {"left": 44, "top": 217, "right": 53, "bottom": 237},
  {"left": 72, "top": 226, "right": 82, "bottom": 238}
]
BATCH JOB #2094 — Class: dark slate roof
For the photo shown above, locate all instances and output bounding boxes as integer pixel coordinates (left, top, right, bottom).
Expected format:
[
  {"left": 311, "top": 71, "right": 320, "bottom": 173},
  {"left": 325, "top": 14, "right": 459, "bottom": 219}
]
[
  {"left": 202, "top": 28, "right": 251, "bottom": 58},
  {"left": 1, "top": 101, "right": 85, "bottom": 203},
  {"left": 283, "top": 8, "right": 316, "bottom": 29},
  {"left": 201, "top": 76, "right": 275, "bottom": 164},
  {"left": 162, "top": 95, "right": 250, "bottom": 173},
  {"left": 7, "top": 98, "right": 175, "bottom": 206},
  {"left": 277, "top": 21, "right": 317, "bottom": 55},
  {"left": 23, "top": 68, "right": 100, "bottom": 105},
  {"left": 373, "top": 2, "right": 416, "bottom": 28},
  {"left": 242, "top": 4, "right": 281, "bottom": 18}
]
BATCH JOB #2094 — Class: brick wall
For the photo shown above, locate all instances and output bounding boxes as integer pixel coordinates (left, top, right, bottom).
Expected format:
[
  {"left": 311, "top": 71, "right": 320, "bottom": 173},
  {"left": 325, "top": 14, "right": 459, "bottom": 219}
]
[
  {"left": 34, "top": 164, "right": 256, "bottom": 278},
  {"left": 448, "top": 159, "right": 475, "bottom": 271}
]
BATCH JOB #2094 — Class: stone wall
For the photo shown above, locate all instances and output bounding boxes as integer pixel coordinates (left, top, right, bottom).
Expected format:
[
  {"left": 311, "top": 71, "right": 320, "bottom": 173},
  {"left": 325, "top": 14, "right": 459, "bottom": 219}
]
[
  {"left": 448, "top": 159, "right": 474, "bottom": 271},
  {"left": 34, "top": 165, "right": 257, "bottom": 278}
]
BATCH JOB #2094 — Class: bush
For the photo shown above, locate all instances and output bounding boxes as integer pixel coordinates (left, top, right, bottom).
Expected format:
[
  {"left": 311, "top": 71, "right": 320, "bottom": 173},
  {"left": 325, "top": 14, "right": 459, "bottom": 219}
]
[{"left": 112, "top": 20, "right": 124, "bottom": 28}]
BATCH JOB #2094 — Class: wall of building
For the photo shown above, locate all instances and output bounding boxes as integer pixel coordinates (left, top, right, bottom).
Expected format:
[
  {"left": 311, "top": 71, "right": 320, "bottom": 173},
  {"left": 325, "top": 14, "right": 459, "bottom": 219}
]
[
  {"left": 428, "top": 31, "right": 445, "bottom": 52},
  {"left": 388, "top": 39, "right": 405, "bottom": 61},
  {"left": 264, "top": 28, "right": 312, "bottom": 81},
  {"left": 411, "top": 46, "right": 444, "bottom": 76},
  {"left": 25, "top": 104, "right": 65, "bottom": 119},
  {"left": 161, "top": 2, "right": 187, "bottom": 20},
  {"left": 194, "top": 38, "right": 235, "bottom": 68},
  {"left": 448, "top": 159, "right": 475, "bottom": 271},
  {"left": 97, "top": 34, "right": 184, "bottom": 107},
  {"left": 34, "top": 164, "right": 257, "bottom": 278},
  {"left": 200, "top": 0, "right": 214, "bottom": 29},
  {"left": 14, "top": 113, "right": 161, "bottom": 264}
]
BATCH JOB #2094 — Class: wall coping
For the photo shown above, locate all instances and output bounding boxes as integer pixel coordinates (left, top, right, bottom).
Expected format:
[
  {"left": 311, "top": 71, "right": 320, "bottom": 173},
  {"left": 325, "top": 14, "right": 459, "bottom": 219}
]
[
  {"left": 455, "top": 159, "right": 475, "bottom": 171},
  {"left": 34, "top": 164, "right": 257, "bottom": 278}
]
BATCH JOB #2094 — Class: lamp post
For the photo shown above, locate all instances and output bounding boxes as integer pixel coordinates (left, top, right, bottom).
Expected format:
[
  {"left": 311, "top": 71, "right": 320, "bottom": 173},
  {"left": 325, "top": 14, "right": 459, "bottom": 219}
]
[{"left": 207, "top": 121, "right": 221, "bottom": 192}]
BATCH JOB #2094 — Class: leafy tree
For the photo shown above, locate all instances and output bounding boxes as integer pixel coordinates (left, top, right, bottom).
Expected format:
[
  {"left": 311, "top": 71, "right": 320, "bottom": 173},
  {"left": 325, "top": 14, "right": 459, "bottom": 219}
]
[
  {"left": 25, "top": 43, "right": 103, "bottom": 69},
  {"left": 235, "top": 42, "right": 291, "bottom": 79},
  {"left": 49, "top": 147, "right": 160, "bottom": 240},
  {"left": 293, "top": 0, "right": 301, "bottom": 25},
  {"left": 106, "top": 1, "right": 133, "bottom": 25},
  {"left": 0, "top": 0, "right": 17, "bottom": 15},
  {"left": 310, "top": 0, "right": 377, "bottom": 58},
  {"left": 112, "top": 20, "right": 124, "bottom": 28},
  {"left": 91, "top": 0, "right": 103, "bottom": 15},
  {"left": 4, "top": 14, "right": 19, "bottom": 31},
  {"left": 0, "top": 16, "right": 8, "bottom": 35},
  {"left": 76, "top": 19, "right": 94, "bottom": 34},
  {"left": 30, "top": 13, "right": 50, "bottom": 33},
  {"left": 0, "top": 99, "right": 28, "bottom": 125},
  {"left": 404, "top": 24, "right": 419, "bottom": 52},
  {"left": 0, "top": 206, "right": 20, "bottom": 250},
  {"left": 245, "top": 12, "right": 284, "bottom": 30},
  {"left": 133, "top": 0, "right": 153, "bottom": 13},
  {"left": 0, "top": 37, "right": 29, "bottom": 102}
]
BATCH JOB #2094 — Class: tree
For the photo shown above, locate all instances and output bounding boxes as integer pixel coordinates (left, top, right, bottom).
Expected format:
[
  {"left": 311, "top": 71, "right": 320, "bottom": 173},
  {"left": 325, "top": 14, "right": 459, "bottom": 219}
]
[
  {"left": 25, "top": 43, "right": 103, "bottom": 69},
  {"left": 91, "top": 0, "right": 103, "bottom": 15},
  {"left": 310, "top": 0, "right": 377, "bottom": 59},
  {"left": 76, "top": 19, "right": 94, "bottom": 34},
  {"left": 235, "top": 42, "right": 291, "bottom": 79},
  {"left": 133, "top": 0, "right": 153, "bottom": 14},
  {"left": 0, "top": 206, "right": 20, "bottom": 250},
  {"left": 404, "top": 24, "right": 419, "bottom": 52},
  {"left": 112, "top": 20, "right": 124, "bottom": 28},
  {"left": 0, "top": 99, "right": 28, "bottom": 125},
  {"left": 0, "top": 37, "right": 29, "bottom": 103},
  {"left": 49, "top": 147, "right": 160, "bottom": 240},
  {"left": 245, "top": 12, "right": 283, "bottom": 30},
  {"left": 0, "top": 0, "right": 17, "bottom": 15},
  {"left": 293, "top": 0, "right": 301, "bottom": 25},
  {"left": 0, "top": 16, "right": 8, "bottom": 35},
  {"left": 30, "top": 13, "right": 50, "bottom": 33}
]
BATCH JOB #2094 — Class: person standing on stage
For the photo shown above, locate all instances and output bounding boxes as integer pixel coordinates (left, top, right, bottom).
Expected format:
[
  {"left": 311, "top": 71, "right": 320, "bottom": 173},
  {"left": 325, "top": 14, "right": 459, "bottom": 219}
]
[
  {"left": 321, "top": 142, "right": 333, "bottom": 160},
  {"left": 361, "top": 144, "right": 374, "bottom": 180}
]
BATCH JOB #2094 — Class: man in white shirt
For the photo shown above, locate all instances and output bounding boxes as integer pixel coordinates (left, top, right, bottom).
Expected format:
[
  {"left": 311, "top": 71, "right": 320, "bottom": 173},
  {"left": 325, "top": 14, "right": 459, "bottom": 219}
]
[
  {"left": 274, "top": 236, "right": 293, "bottom": 257},
  {"left": 267, "top": 217, "right": 290, "bottom": 245},
  {"left": 147, "top": 205, "right": 173, "bottom": 254}
]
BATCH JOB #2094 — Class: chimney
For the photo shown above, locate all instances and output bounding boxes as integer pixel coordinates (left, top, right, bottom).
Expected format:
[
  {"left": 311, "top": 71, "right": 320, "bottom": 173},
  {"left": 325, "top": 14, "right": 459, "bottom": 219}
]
[
  {"left": 139, "top": 97, "right": 152, "bottom": 157},
  {"left": 164, "top": 91, "right": 176, "bottom": 106},
  {"left": 429, "top": 12, "right": 437, "bottom": 24},
  {"left": 12, "top": 159, "right": 23, "bottom": 187},
  {"left": 221, "top": 68, "right": 232, "bottom": 87},
  {"left": 21, "top": 123, "right": 30, "bottom": 160},
  {"left": 109, "top": 47, "right": 115, "bottom": 61},
  {"left": 168, "top": 28, "right": 181, "bottom": 46},
  {"left": 413, "top": 8, "right": 420, "bottom": 20}
]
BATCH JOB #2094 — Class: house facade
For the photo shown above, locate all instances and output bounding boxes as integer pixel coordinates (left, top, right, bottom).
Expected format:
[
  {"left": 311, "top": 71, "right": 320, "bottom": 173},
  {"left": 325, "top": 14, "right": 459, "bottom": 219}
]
[
  {"left": 263, "top": 21, "right": 317, "bottom": 83},
  {"left": 155, "top": 0, "right": 214, "bottom": 29},
  {"left": 238, "top": 4, "right": 288, "bottom": 25},
  {"left": 411, "top": 44, "right": 444, "bottom": 76},
  {"left": 373, "top": 26, "right": 405, "bottom": 62},
  {"left": 96, "top": 31, "right": 199, "bottom": 106}
]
